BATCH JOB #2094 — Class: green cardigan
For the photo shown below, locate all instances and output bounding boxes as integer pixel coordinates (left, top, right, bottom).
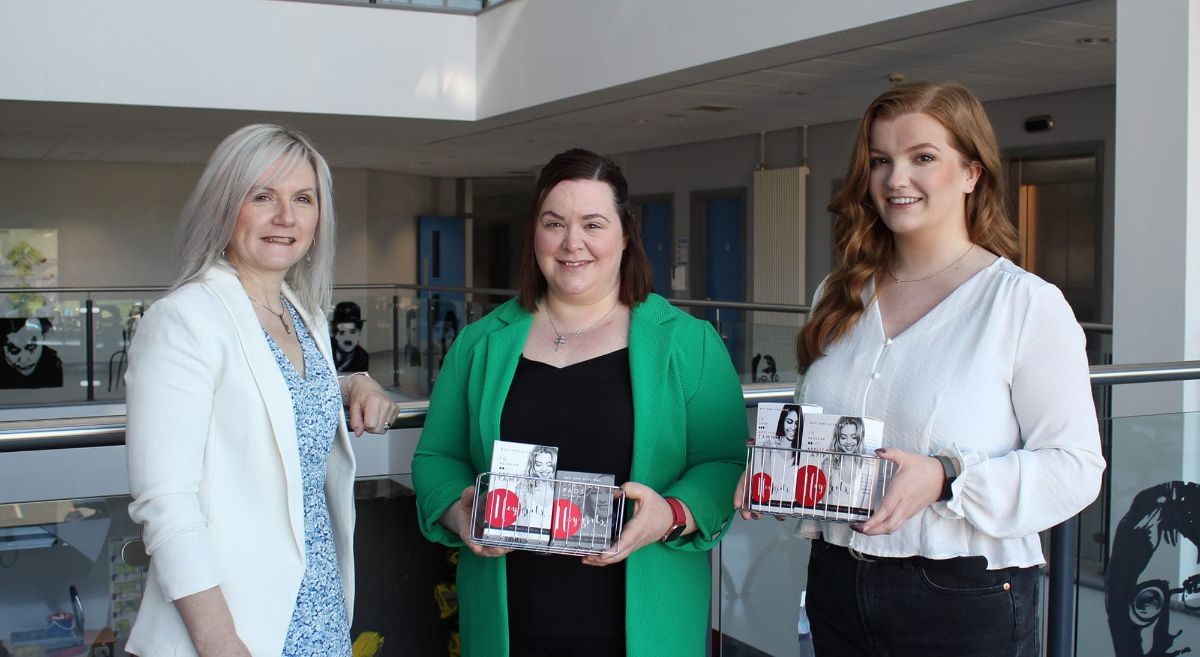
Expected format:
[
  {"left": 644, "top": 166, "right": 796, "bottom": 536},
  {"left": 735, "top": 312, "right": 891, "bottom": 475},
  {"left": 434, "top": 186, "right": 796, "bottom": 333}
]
[{"left": 412, "top": 293, "right": 748, "bottom": 657}]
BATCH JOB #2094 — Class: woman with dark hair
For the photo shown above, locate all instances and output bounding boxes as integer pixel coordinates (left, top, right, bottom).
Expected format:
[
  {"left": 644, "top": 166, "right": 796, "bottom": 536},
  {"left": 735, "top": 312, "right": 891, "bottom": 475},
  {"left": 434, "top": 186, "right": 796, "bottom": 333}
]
[
  {"left": 736, "top": 82, "right": 1104, "bottom": 656},
  {"left": 414, "top": 148, "right": 747, "bottom": 657}
]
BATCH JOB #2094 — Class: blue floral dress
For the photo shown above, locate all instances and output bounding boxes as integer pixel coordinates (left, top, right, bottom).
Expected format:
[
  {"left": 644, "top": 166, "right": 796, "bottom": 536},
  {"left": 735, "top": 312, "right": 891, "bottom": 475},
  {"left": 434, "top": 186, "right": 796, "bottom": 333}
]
[{"left": 266, "top": 301, "right": 352, "bottom": 657}]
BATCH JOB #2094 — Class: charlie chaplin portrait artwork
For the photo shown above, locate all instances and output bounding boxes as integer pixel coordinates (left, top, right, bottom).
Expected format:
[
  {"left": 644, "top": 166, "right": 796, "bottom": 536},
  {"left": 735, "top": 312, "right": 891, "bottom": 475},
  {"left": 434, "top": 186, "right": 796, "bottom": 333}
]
[
  {"left": 330, "top": 301, "right": 369, "bottom": 373},
  {"left": 0, "top": 317, "right": 63, "bottom": 388},
  {"left": 751, "top": 353, "right": 779, "bottom": 383},
  {"left": 1107, "top": 481, "right": 1200, "bottom": 657}
]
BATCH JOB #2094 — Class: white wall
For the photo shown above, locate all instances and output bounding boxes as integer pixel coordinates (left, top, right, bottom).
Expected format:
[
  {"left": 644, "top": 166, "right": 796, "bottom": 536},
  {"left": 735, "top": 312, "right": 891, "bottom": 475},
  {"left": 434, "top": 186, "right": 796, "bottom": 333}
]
[
  {"left": 0, "top": 0, "right": 475, "bottom": 120},
  {"left": 0, "top": 160, "right": 433, "bottom": 288}
]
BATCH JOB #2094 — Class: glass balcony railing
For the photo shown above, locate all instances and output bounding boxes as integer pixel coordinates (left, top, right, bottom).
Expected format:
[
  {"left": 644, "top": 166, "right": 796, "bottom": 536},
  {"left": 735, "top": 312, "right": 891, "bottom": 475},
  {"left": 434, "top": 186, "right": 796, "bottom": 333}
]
[{"left": 0, "top": 284, "right": 1112, "bottom": 412}]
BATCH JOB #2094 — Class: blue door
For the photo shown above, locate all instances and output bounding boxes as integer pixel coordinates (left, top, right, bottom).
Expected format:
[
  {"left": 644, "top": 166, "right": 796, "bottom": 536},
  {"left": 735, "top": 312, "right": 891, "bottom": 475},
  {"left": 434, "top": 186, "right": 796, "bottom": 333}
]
[
  {"left": 418, "top": 215, "right": 465, "bottom": 391},
  {"left": 703, "top": 196, "right": 744, "bottom": 358},
  {"left": 639, "top": 201, "right": 672, "bottom": 296}
]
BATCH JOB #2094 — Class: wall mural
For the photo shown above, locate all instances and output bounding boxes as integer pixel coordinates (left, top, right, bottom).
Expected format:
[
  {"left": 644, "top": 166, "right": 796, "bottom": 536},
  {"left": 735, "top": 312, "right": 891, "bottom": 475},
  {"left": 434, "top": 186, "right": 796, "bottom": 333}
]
[
  {"left": 1107, "top": 481, "right": 1200, "bottom": 656},
  {"left": 0, "top": 229, "right": 63, "bottom": 389}
]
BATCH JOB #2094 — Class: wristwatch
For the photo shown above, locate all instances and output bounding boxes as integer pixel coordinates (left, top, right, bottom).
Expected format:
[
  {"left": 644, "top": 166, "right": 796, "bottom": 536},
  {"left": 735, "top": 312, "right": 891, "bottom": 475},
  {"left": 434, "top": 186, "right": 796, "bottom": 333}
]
[
  {"left": 934, "top": 454, "right": 960, "bottom": 502},
  {"left": 661, "top": 497, "right": 687, "bottom": 542}
]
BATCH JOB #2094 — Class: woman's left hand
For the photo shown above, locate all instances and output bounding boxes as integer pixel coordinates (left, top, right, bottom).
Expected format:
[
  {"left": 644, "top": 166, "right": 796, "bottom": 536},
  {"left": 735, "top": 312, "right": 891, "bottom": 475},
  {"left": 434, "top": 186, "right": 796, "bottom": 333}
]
[
  {"left": 582, "top": 481, "right": 681, "bottom": 567},
  {"left": 856, "top": 447, "right": 944, "bottom": 535},
  {"left": 342, "top": 374, "right": 399, "bottom": 436}
]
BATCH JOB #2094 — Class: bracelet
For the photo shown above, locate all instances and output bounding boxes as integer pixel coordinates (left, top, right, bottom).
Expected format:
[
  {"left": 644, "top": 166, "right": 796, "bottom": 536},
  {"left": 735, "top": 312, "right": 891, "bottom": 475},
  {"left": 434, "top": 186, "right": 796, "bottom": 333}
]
[{"left": 338, "top": 371, "right": 371, "bottom": 384}]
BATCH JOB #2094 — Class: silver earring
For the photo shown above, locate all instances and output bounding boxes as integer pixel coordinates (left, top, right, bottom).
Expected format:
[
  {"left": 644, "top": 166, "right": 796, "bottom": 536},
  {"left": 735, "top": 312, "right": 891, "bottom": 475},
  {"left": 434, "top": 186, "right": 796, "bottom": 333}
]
[
  {"left": 305, "top": 252, "right": 312, "bottom": 264},
  {"left": 220, "top": 249, "right": 227, "bottom": 260}
]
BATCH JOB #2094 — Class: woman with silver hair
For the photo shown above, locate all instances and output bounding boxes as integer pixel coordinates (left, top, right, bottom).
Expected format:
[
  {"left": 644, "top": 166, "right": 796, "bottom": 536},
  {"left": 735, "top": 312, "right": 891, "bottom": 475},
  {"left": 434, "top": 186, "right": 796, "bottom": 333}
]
[{"left": 124, "top": 124, "right": 400, "bottom": 657}]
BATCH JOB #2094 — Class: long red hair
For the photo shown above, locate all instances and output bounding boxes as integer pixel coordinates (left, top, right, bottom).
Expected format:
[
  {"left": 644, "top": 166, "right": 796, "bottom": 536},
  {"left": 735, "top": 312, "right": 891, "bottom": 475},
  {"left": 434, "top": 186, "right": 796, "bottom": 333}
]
[{"left": 797, "top": 81, "right": 1019, "bottom": 373}]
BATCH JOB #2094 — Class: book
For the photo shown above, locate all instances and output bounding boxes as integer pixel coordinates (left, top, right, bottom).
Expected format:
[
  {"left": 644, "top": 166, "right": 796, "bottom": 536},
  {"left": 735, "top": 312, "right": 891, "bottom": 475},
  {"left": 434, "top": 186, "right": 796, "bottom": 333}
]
[
  {"left": 482, "top": 440, "right": 559, "bottom": 545},
  {"left": 746, "top": 402, "right": 822, "bottom": 513},
  {"left": 795, "top": 414, "right": 886, "bottom": 522},
  {"left": 549, "top": 470, "right": 618, "bottom": 551}
]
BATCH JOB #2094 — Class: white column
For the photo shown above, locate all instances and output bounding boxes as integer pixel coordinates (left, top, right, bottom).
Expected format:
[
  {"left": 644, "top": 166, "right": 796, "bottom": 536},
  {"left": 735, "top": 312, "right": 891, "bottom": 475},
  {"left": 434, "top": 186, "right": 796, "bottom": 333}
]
[
  {"left": 1112, "top": 0, "right": 1200, "bottom": 599},
  {"left": 1112, "top": 0, "right": 1200, "bottom": 417}
]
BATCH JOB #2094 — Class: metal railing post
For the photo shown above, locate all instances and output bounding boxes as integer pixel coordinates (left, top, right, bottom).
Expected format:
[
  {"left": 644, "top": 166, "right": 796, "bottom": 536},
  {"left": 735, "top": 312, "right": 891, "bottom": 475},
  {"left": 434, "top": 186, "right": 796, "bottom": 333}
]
[
  {"left": 84, "top": 298, "right": 95, "bottom": 402},
  {"left": 391, "top": 290, "right": 400, "bottom": 388},
  {"left": 1046, "top": 517, "right": 1080, "bottom": 657}
]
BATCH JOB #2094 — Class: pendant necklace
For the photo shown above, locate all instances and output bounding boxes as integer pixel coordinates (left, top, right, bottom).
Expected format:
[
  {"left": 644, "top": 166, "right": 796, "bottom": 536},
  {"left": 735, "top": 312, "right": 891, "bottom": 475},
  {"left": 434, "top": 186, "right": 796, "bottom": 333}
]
[
  {"left": 545, "top": 301, "right": 618, "bottom": 351},
  {"left": 248, "top": 293, "right": 292, "bottom": 335},
  {"left": 888, "top": 243, "right": 974, "bottom": 284}
]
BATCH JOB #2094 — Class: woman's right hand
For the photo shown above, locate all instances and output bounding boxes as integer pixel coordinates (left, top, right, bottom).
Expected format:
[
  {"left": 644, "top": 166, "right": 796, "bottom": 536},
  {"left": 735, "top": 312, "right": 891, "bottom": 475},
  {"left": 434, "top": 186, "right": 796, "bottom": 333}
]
[{"left": 442, "top": 485, "right": 512, "bottom": 558}]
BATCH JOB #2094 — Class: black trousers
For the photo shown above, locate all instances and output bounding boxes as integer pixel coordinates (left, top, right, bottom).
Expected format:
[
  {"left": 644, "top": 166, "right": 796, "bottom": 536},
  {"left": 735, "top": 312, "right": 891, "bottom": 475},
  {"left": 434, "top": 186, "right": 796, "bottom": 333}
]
[
  {"left": 509, "top": 634, "right": 626, "bottom": 657},
  {"left": 806, "top": 539, "right": 1040, "bottom": 657}
]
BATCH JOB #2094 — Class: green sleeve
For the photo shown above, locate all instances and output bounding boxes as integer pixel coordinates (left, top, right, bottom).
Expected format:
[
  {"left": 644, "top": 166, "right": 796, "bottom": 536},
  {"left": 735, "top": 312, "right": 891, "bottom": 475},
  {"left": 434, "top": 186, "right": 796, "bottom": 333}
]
[
  {"left": 412, "top": 334, "right": 479, "bottom": 547},
  {"left": 661, "top": 321, "right": 749, "bottom": 551}
]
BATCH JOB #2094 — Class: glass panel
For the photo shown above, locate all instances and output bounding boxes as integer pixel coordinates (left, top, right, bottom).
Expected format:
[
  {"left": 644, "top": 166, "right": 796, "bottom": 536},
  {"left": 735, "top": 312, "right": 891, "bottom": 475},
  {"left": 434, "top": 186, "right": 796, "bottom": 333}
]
[
  {"left": 1078, "top": 411, "right": 1200, "bottom": 657},
  {"left": 0, "top": 293, "right": 88, "bottom": 406},
  {"left": 0, "top": 474, "right": 458, "bottom": 656},
  {"left": 91, "top": 293, "right": 164, "bottom": 402}
]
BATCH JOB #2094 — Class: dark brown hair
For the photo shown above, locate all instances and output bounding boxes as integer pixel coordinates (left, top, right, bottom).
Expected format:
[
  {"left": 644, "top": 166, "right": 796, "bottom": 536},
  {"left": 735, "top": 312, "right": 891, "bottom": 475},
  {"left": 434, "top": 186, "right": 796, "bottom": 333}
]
[
  {"left": 517, "top": 148, "right": 653, "bottom": 310},
  {"left": 797, "top": 81, "right": 1019, "bottom": 372}
]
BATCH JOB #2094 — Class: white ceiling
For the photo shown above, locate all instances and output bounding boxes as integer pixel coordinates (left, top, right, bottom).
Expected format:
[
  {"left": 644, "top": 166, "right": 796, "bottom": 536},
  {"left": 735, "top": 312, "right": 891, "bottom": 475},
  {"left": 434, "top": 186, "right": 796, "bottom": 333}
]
[{"left": 0, "top": 0, "right": 1115, "bottom": 178}]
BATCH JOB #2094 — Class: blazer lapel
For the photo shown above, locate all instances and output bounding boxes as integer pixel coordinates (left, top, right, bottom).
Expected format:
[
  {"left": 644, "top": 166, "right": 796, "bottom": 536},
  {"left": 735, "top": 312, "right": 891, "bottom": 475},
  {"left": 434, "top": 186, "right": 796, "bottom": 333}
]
[
  {"left": 628, "top": 295, "right": 676, "bottom": 484},
  {"left": 478, "top": 302, "right": 532, "bottom": 469},
  {"left": 203, "top": 263, "right": 305, "bottom": 557}
]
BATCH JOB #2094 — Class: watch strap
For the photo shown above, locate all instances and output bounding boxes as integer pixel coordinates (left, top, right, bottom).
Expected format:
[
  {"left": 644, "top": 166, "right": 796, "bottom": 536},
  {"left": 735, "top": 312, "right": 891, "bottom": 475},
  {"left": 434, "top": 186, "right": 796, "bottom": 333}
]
[
  {"left": 934, "top": 454, "right": 959, "bottom": 502},
  {"left": 661, "top": 497, "right": 687, "bottom": 542}
]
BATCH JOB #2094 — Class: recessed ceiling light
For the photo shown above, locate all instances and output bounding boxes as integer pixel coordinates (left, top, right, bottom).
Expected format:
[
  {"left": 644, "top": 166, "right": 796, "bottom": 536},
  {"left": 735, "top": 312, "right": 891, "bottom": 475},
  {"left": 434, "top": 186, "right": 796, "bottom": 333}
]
[
  {"left": 687, "top": 104, "right": 737, "bottom": 113},
  {"left": 632, "top": 118, "right": 653, "bottom": 124},
  {"left": 1077, "top": 36, "right": 1115, "bottom": 45},
  {"left": 887, "top": 73, "right": 906, "bottom": 84}
]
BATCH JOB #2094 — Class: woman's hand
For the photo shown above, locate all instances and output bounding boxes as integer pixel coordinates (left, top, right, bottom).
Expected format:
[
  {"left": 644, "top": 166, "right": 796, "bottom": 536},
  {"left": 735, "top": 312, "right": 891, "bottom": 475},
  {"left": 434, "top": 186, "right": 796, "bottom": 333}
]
[
  {"left": 341, "top": 374, "right": 398, "bottom": 436},
  {"left": 440, "top": 485, "right": 512, "bottom": 558},
  {"left": 856, "top": 447, "right": 944, "bottom": 535},
  {"left": 582, "top": 482, "right": 688, "bottom": 567}
]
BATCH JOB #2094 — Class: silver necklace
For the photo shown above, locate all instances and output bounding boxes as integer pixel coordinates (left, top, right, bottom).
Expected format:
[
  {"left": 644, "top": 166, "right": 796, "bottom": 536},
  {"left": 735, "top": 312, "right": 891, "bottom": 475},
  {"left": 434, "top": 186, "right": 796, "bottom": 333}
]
[
  {"left": 544, "top": 302, "right": 618, "bottom": 351},
  {"left": 888, "top": 243, "right": 974, "bottom": 284},
  {"left": 248, "top": 293, "right": 292, "bottom": 335}
]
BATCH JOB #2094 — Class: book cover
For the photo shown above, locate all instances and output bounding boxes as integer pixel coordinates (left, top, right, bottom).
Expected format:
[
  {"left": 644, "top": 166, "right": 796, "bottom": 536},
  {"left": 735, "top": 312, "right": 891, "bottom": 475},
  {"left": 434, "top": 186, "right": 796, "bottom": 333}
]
[
  {"left": 483, "top": 440, "right": 559, "bottom": 545},
  {"left": 795, "top": 414, "right": 886, "bottom": 521},
  {"left": 549, "top": 470, "right": 618, "bottom": 551},
  {"left": 747, "top": 402, "right": 822, "bottom": 513}
]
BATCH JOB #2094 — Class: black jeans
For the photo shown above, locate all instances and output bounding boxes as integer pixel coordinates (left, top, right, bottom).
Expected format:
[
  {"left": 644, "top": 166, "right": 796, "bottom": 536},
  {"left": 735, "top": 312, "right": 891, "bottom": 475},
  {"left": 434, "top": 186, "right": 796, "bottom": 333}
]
[
  {"left": 806, "top": 539, "right": 1040, "bottom": 657},
  {"left": 509, "top": 634, "right": 625, "bottom": 657}
]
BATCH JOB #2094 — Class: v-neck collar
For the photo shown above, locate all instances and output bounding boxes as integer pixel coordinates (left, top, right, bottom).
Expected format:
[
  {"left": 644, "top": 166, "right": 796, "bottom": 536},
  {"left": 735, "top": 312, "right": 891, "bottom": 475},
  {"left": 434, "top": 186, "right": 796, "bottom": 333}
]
[{"left": 872, "top": 256, "right": 1002, "bottom": 340}]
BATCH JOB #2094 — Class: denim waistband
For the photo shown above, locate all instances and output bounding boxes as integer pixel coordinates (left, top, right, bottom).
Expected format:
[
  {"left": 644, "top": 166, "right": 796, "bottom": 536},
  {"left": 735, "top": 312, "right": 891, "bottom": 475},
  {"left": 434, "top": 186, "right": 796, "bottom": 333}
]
[{"left": 817, "top": 539, "right": 1011, "bottom": 573}]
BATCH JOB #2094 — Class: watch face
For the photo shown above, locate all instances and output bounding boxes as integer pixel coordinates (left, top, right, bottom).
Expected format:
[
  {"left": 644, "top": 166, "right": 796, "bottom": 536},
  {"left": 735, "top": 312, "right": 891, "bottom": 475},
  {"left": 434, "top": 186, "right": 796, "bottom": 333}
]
[{"left": 664, "top": 524, "right": 686, "bottom": 542}]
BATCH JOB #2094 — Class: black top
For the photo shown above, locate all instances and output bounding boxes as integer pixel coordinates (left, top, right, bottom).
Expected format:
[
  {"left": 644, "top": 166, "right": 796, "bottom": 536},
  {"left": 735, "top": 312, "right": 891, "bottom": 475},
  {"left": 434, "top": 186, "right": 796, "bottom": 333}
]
[{"left": 501, "top": 348, "right": 634, "bottom": 640}]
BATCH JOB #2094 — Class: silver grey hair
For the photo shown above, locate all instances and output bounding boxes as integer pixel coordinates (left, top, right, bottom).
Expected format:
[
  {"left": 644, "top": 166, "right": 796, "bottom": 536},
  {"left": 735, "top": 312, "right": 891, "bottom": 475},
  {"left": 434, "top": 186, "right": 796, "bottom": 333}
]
[{"left": 172, "top": 123, "right": 336, "bottom": 314}]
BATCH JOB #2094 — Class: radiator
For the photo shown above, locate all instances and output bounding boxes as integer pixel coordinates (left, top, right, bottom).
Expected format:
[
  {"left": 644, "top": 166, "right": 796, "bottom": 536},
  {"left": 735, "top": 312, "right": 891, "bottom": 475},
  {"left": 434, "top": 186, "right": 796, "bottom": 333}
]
[{"left": 751, "top": 165, "right": 808, "bottom": 383}]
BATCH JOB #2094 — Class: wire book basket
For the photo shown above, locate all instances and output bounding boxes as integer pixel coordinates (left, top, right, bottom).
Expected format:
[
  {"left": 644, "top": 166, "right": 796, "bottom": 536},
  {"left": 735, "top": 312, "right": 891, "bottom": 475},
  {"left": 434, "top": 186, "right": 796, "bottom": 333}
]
[
  {"left": 743, "top": 444, "right": 896, "bottom": 523},
  {"left": 470, "top": 472, "right": 626, "bottom": 556}
]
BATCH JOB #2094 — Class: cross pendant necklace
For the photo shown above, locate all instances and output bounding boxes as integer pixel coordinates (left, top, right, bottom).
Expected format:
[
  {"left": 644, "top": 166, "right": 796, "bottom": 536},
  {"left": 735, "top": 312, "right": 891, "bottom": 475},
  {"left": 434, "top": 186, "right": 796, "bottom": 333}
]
[{"left": 545, "top": 301, "right": 618, "bottom": 352}]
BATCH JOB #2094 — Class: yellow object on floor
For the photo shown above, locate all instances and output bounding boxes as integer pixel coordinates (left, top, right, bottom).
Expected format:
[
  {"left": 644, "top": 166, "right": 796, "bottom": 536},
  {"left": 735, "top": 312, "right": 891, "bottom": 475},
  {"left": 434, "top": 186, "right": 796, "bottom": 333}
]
[{"left": 351, "top": 631, "right": 385, "bottom": 657}]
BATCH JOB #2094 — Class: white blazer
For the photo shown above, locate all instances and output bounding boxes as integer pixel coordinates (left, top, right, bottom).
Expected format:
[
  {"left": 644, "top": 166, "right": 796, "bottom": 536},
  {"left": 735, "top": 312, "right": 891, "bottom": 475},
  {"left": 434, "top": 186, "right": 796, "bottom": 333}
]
[{"left": 124, "top": 262, "right": 356, "bottom": 657}]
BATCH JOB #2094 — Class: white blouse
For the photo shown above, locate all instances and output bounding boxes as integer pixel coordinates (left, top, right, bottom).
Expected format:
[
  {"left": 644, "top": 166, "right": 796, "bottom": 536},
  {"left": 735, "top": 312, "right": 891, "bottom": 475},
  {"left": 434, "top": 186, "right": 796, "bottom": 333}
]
[{"left": 797, "top": 257, "right": 1105, "bottom": 569}]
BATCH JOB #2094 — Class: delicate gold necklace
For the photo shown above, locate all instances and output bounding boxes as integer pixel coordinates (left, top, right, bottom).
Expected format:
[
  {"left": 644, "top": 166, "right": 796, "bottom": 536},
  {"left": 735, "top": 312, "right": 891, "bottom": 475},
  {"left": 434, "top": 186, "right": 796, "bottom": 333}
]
[
  {"left": 544, "top": 301, "right": 619, "bottom": 351},
  {"left": 247, "top": 293, "right": 292, "bottom": 335},
  {"left": 888, "top": 243, "right": 974, "bottom": 284}
]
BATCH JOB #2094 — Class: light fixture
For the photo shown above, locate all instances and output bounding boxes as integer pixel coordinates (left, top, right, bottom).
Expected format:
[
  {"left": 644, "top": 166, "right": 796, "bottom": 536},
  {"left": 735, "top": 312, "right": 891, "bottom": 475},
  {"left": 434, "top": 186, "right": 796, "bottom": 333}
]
[
  {"left": 887, "top": 73, "right": 906, "bottom": 84},
  {"left": 1077, "top": 36, "right": 1116, "bottom": 45}
]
